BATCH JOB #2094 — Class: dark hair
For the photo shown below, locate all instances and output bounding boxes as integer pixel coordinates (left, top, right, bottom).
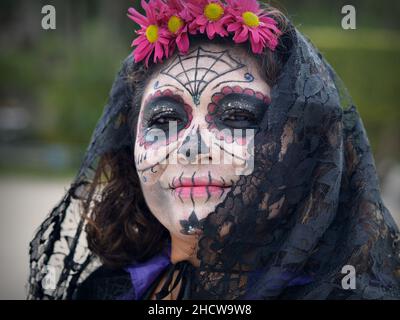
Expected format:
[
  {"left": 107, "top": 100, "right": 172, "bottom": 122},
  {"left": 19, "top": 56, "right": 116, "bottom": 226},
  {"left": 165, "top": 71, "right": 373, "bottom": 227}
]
[{"left": 84, "top": 6, "right": 293, "bottom": 269}]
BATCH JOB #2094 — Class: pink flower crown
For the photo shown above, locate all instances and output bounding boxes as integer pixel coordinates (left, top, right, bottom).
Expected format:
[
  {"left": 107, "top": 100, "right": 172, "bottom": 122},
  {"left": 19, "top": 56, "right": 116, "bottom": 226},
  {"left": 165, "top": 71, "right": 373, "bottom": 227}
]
[{"left": 128, "top": 0, "right": 282, "bottom": 67}]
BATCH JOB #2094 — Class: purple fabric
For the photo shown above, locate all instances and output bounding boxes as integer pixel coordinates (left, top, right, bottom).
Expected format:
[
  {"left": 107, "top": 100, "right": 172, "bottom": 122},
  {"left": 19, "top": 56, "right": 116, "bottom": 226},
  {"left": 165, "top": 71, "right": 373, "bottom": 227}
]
[
  {"left": 246, "top": 269, "right": 313, "bottom": 295},
  {"left": 124, "top": 245, "right": 171, "bottom": 300},
  {"left": 123, "top": 242, "right": 312, "bottom": 300}
]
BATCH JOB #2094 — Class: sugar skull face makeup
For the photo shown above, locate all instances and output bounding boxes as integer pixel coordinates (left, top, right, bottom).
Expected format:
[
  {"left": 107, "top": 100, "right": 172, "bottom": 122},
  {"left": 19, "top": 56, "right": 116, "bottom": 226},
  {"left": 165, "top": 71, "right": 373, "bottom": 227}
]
[{"left": 134, "top": 43, "right": 271, "bottom": 240}]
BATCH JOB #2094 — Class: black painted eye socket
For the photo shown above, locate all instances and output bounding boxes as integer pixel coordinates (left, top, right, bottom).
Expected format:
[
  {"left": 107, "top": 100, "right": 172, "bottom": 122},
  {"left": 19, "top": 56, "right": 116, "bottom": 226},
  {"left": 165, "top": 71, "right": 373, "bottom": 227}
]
[
  {"left": 215, "top": 93, "right": 266, "bottom": 129},
  {"left": 144, "top": 96, "right": 188, "bottom": 130}
]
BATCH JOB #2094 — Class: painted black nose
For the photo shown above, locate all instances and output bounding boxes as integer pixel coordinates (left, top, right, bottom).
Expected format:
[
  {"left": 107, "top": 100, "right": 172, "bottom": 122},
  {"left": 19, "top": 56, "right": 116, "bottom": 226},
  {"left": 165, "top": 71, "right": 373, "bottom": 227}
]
[{"left": 177, "top": 128, "right": 210, "bottom": 162}]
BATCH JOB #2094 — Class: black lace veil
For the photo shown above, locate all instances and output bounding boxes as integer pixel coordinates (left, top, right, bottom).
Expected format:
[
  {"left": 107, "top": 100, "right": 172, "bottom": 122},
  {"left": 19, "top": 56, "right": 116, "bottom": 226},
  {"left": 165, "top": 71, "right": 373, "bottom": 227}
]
[{"left": 27, "top": 25, "right": 400, "bottom": 299}]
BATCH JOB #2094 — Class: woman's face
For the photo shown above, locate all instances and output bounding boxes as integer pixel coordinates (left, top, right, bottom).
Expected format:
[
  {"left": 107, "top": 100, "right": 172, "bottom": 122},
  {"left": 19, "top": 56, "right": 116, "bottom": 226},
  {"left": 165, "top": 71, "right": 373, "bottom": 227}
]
[{"left": 134, "top": 43, "right": 271, "bottom": 240}]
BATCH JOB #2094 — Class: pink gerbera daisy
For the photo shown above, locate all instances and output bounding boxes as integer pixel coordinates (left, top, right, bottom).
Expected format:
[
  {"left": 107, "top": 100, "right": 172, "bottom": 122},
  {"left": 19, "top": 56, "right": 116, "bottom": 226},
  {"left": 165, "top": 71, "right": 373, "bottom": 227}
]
[
  {"left": 128, "top": 0, "right": 172, "bottom": 66},
  {"left": 187, "top": 0, "right": 230, "bottom": 40},
  {"left": 161, "top": 0, "right": 191, "bottom": 54},
  {"left": 158, "top": 0, "right": 194, "bottom": 22},
  {"left": 225, "top": 0, "right": 282, "bottom": 53}
]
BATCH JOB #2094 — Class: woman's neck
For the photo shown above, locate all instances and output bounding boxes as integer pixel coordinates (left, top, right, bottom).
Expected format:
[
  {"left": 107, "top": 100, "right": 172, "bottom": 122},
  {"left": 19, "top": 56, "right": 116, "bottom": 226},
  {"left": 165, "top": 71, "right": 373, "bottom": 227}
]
[{"left": 170, "top": 232, "right": 201, "bottom": 267}]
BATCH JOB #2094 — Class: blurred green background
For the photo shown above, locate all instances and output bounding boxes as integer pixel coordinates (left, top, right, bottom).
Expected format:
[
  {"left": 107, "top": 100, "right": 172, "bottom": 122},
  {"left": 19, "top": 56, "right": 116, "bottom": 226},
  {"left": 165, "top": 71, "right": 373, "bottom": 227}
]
[{"left": 0, "top": 0, "right": 399, "bottom": 176}]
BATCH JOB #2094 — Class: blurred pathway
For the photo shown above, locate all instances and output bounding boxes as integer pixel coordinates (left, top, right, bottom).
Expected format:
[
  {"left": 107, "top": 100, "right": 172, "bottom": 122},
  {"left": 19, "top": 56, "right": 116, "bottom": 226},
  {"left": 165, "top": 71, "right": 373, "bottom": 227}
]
[{"left": 0, "top": 177, "right": 70, "bottom": 300}]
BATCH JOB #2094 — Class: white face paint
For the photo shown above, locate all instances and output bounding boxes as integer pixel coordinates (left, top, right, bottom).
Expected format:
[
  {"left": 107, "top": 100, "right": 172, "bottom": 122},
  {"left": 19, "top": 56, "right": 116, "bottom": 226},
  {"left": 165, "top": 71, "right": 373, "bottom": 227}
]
[{"left": 134, "top": 43, "right": 271, "bottom": 241}]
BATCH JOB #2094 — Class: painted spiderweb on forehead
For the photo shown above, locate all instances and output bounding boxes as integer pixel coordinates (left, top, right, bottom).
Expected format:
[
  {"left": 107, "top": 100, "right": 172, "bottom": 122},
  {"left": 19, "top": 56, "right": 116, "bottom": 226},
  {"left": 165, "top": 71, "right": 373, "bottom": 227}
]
[{"left": 160, "top": 47, "right": 245, "bottom": 105}]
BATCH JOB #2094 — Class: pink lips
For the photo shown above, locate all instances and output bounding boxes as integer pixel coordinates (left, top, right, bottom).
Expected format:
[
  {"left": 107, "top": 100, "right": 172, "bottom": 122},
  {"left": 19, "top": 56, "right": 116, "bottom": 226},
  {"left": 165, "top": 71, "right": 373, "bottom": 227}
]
[{"left": 171, "top": 177, "right": 231, "bottom": 199}]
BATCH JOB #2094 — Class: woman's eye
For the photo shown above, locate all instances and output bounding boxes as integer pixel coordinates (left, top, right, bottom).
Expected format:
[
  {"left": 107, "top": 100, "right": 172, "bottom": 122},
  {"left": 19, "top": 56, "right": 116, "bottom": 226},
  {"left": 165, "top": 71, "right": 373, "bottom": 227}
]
[
  {"left": 150, "top": 114, "right": 182, "bottom": 126},
  {"left": 224, "top": 113, "right": 253, "bottom": 121},
  {"left": 221, "top": 110, "right": 257, "bottom": 127}
]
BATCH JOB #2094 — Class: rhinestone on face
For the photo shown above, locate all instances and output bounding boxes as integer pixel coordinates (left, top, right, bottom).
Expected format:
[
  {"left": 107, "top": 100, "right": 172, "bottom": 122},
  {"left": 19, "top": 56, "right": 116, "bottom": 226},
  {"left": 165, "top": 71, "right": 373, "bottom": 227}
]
[{"left": 187, "top": 225, "right": 196, "bottom": 234}]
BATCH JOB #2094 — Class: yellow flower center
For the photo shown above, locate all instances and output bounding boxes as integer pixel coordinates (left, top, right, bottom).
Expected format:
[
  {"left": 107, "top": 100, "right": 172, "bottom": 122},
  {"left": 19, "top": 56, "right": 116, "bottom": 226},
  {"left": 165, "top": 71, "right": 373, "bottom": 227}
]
[
  {"left": 204, "top": 3, "right": 224, "bottom": 21},
  {"left": 145, "top": 24, "right": 159, "bottom": 43},
  {"left": 168, "top": 15, "right": 183, "bottom": 34},
  {"left": 242, "top": 11, "right": 260, "bottom": 27}
]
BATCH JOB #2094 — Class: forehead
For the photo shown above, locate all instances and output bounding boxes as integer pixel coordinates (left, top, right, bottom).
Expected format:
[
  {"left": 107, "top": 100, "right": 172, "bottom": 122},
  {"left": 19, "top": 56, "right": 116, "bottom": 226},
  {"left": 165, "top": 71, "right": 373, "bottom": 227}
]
[{"left": 142, "top": 43, "right": 269, "bottom": 106}]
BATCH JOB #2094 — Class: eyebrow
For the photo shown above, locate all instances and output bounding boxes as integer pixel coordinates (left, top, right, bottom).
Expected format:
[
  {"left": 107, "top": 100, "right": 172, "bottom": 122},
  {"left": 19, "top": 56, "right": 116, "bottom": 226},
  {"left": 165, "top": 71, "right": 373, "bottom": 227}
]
[
  {"left": 211, "top": 73, "right": 256, "bottom": 91},
  {"left": 152, "top": 82, "right": 185, "bottom": 93}
]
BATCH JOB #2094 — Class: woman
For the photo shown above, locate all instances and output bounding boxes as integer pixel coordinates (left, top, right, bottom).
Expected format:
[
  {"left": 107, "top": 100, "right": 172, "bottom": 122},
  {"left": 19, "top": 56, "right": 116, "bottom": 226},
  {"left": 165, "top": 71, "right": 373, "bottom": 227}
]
[{"left": 28, "top": 0, "right": 400, "bottom": 300}]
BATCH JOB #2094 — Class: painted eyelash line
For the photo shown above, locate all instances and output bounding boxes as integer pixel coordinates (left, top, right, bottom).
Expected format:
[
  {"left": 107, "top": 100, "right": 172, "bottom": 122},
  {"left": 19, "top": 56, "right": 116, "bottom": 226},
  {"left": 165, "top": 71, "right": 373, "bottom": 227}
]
[{"left": 144, "top": 108, "right": 180, "bottom": 128}]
